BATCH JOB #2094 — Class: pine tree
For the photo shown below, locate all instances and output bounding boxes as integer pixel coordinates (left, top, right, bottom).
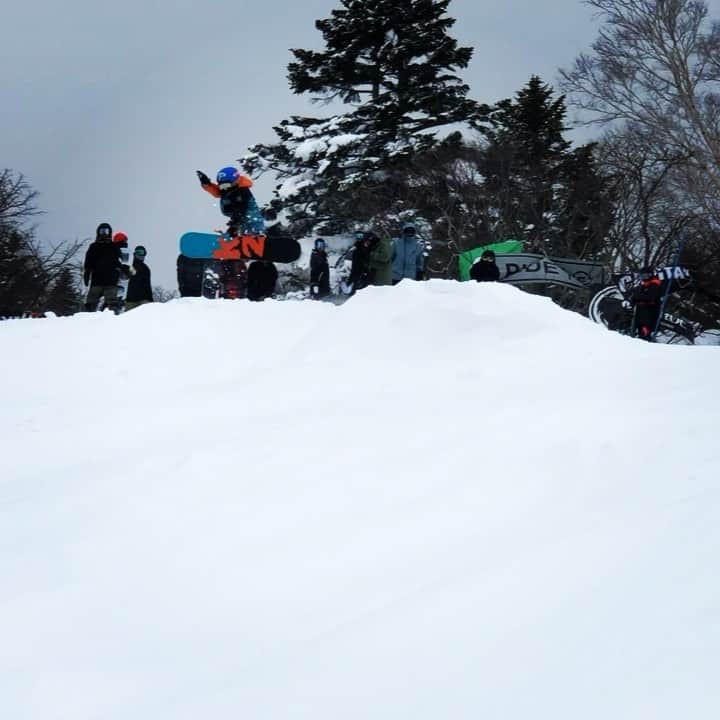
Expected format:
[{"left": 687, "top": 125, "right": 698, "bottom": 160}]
[
  {"left": 44, "top": 265, "right": 82, "bottom": 316},
  {"left": 0, "top": 170, "right": 43, "bottom": 317},
  {"left": 480, "top": 76, "right": 612, "bottom": 257},
  {"left": 1, "top": 170, "right": 85, "bottom": 317},
  {"left": 288, "top": 0, "right": 479, "bottom": 133},
  {"left": 242, "top": 0, "right": 485, "bottom": 233},
  {"left": 0, "top": 228, "right": 42, "bottom": 317}
]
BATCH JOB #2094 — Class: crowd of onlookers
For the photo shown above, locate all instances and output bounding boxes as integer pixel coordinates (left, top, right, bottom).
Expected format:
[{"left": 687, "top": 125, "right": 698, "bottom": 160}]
[
  {"left": 311, "top": 223, "right": 428, "bottom": 299},
  {"left": 79, "top": 210, "right": 683, "bottom": 345},
  {"left": 310, "top": 224, "right": 500, "bottom": 299},
  {"left": 82, "top": 217, "right": 501, "bottom": 312},
  {"left": 82, "top": 223, "right": 153, "bottom": 313},
  {"left": 82, "top": 164, "right": 499, "bottom": 309},
  {"left": 174, "top": 222, "right": 453, "bottom": 302}
]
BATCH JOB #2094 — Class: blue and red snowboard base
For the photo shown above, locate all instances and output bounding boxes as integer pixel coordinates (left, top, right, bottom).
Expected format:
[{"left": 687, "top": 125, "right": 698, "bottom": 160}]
[{"left": 180, "top": 232, "right": 301, "bottom": 263}]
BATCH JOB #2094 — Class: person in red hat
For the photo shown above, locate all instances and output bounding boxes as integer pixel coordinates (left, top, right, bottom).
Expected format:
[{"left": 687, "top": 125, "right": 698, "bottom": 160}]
[{"left": 631, "top": 268, "right": 664, "bottom": 340}]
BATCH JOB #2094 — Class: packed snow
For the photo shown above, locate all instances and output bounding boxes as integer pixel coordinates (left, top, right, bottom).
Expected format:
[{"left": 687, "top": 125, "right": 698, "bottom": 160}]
[{"left": 1, "top": 281, "right": 718, "bottom": 719}]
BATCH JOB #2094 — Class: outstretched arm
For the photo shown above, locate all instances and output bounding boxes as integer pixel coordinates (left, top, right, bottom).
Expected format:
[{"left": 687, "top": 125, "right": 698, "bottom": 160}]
[{"left": 196, "top": 170, "right": 221, "bottom": 198}]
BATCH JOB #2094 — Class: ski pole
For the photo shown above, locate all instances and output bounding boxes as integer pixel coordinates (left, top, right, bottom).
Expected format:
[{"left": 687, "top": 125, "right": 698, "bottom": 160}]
[{"left": 651, "top": 233, "right": 688, "bottom": 341}]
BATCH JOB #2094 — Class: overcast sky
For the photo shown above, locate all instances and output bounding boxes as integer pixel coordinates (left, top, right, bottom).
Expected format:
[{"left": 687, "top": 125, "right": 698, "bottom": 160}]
[{"left": 0, "top": 0, "right": 676, "bottom": 289}]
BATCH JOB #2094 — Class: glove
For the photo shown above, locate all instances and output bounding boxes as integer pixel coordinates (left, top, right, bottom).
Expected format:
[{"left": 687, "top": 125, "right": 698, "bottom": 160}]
[
  {"left": 196, "top": 170, "right": 211, "bottom": 185},
  {"left": 416, "top": 270, "right": 425, "bottom": 281}
]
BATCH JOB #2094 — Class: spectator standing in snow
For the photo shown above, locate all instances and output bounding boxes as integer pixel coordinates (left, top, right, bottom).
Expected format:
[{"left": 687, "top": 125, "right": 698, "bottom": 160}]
[
  {"left": 125, "top": 246, "right": 154, "bottom": 311},
  {"left": 177, "top": 255, "right": 205, "bottom": 297},
  {"left": 346, "top": 230, "right": 380, "bottom": 293},
  {"left": 310, "top": 238, "right": 331, "bottom": 299},
  {"left": 391, "top": 223, "right": 425, "bottom": 284},
  {"left": 369, "top": 232, "right": 393, "bottom": 286},
  {"left": 631, "top": 268, "right": 663, "bottom": 341},
  {"left": 470, "top": 249, "right": 501, "bottom": 282},
  {"left": 83, "top": 222, "right": 123, "bottom": 311},
  {"left": 247, "top": 260, "right": 278, "bottom": 301}
]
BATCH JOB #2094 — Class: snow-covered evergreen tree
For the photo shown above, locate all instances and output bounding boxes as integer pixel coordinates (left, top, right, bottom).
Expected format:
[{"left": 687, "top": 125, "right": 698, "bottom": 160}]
[
  {"left": 480, "top": 76, "right": 612, "bottom": 257},
  {"left": 241, "top": 0, "right": 485, "bottom": 234}
]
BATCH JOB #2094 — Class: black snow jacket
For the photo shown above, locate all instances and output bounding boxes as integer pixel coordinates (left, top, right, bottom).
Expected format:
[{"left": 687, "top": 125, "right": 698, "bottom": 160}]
[
  {"left": 177, "top": 254, "right": 205, "bottom": 297},
  {"left": 84, "top": 240, "right": 123, "bottom": 287},
  {"left": 247, "top": 260, "right": 278, "bottom": 301},
  {"left": 219, "top": 186, "right": 251, "bottom": 221},
  {"left": 126, "top": 258, "right": 153, "bottom": 303},
  {"left": 470, "top": 259, "right": 501, "bottom": 282},
  {"left": 631, "top": 276, "right": 663, "bottom": 305},
  {"left": 349, "top": 234, "right": 379, "bottom": 291},
  {"left": 310, "top": 249, "right": 330, "bottom": 297}
]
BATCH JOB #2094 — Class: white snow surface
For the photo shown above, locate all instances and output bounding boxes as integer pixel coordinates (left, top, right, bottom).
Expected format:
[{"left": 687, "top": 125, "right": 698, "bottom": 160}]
[{"left": 1, "top": 281, "right": 719, "bottom": 719}]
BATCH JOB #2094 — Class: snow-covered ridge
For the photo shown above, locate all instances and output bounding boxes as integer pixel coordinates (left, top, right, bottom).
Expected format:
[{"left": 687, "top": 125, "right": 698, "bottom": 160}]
[{"left": 1, "top": 281, "right": 718, "bottom": 719}]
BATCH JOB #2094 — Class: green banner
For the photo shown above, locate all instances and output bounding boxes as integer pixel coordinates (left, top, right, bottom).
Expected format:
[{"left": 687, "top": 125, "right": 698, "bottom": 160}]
[{"left": 458, "top": 240, "right": 524, "bottom": 281}]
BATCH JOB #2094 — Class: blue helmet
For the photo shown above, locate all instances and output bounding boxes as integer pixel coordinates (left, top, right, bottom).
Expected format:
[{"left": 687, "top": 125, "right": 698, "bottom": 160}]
[{"left": 216, "top": 166, "right": 240, "bottom": 185}]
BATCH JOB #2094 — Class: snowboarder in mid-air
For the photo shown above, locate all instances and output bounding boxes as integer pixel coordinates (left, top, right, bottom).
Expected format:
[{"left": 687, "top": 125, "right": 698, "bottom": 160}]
[{"left": 196, "top": 166, "right": 265, "bottom": 238}]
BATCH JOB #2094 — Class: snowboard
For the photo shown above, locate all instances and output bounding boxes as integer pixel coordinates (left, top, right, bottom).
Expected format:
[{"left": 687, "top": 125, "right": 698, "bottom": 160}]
[
  {"left": 180, "top": 232, "right": 301, "bottom": 263},
  {"left": 115, "top": 245, "right": 131, "bottom": 313}
]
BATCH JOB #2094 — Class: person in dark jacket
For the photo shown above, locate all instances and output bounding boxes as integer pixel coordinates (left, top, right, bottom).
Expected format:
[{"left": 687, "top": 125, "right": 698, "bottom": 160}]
[
  {"left": 310, "top": 238, "right": 331, "bottom": 299},
  {"left": 631, "top": 269, "right": 663, "bottom": 340},
  {"left": 177, "top": 255, "right": 205, "bottom": 297},
  {"left": 196, "top": 166, "right": 265, "bottom": 237},
  {"left": 83, "top": 222, "right": 123, "bottom": 311},
  {"left": 470, "top": 249, "right": 501, "bottom": 282},
  {"left": 345, "top": 231, "right": 380, "bottom": 294},
  {"left": 246, "top": 260, "right": 278, "bottom": 301},
  {"left": 125, "top": 245, "right": 154, "bottom": 311}
]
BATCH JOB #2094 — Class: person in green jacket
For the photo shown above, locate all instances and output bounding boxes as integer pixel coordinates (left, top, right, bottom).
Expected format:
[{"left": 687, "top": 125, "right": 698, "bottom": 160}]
[{"left": 369, "top": 232, "right": 393, "bottom": 286}]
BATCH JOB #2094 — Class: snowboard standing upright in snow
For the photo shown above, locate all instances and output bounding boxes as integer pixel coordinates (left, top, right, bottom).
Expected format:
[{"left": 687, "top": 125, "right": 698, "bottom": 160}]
[{"left": 112, "top": 232, "right": 134, "bottom": 313}]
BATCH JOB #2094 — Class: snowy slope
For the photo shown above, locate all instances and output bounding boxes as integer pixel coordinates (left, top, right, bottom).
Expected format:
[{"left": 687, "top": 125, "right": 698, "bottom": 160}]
[{"left": 1, "top": 281, "right": 718, "bottom": 720}]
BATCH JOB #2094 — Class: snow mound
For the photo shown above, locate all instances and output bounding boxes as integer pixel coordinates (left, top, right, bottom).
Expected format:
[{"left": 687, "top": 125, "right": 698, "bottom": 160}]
[{"left": 1, "top": 281, "right": 718, "bottom": 720}]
